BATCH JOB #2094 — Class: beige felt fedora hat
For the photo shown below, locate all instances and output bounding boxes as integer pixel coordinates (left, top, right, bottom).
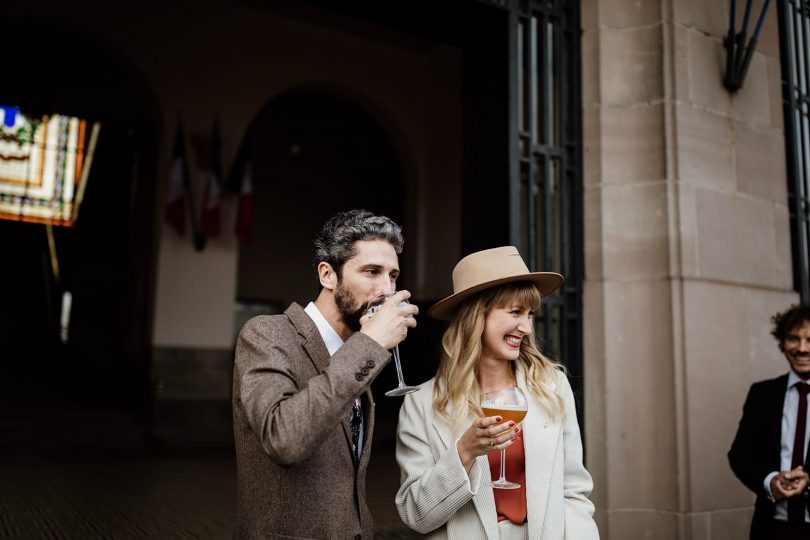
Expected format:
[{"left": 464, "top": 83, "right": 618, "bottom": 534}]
[{"left": 427, "top": 246, "right": 564, "bottom": 321}]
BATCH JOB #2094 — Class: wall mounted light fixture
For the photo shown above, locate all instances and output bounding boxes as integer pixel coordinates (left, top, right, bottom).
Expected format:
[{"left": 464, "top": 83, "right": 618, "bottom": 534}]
[{"left": 724, "top": 0, "right": 773, "bottom": 92}]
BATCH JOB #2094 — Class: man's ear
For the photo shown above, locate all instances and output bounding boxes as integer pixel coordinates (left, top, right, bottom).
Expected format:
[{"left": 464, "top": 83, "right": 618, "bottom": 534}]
[{"left": 318, "top": 262, "right": 337, "bottom": 291}]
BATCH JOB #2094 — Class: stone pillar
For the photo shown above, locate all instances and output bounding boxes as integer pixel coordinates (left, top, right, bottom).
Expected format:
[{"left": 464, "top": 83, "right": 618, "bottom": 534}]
[{"left": 581, "top": 1, "right": 797, "bottom": 539}]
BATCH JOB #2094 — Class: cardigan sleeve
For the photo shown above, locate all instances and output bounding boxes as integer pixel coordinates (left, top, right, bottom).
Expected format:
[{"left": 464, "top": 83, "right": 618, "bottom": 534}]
[{"left": 395, "top": 387, "right": 482, "bottom": 534}]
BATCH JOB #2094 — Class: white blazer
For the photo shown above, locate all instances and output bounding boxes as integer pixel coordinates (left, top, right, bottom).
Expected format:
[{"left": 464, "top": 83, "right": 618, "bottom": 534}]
[{"left": 395, "top": 367, "right": 599, "bottom": 539}]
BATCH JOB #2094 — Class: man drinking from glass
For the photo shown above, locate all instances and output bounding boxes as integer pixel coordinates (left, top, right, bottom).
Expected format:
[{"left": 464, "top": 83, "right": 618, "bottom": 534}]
[{"left": 232, "top": 209, "right": 418, "bottom": 539}]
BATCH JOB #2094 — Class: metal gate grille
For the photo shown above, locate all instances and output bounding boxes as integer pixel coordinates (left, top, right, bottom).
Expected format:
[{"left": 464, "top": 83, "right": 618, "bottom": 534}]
[
  {"left": 779, "top": 0, "right": 810, "bottom": 301},
  {"left": 509, "top": 0, "right": 584, "bottom": 402}
]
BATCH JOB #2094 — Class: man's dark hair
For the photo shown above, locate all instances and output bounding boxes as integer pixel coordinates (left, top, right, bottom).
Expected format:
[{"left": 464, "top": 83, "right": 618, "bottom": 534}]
[
  {"left": 313, "top": 209, "right": 404, "bottom": 284},
  {"left": 771, "top": 304, "right": 810, "bottom": 351}
]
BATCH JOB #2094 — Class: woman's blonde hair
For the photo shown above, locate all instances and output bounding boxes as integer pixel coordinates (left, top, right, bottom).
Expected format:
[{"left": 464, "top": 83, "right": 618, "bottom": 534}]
[{"left": 432, "top": 281, "right": 566, "bottom": 433}]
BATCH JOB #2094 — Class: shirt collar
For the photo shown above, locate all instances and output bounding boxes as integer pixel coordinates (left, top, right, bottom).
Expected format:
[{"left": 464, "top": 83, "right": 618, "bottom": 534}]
[
  {"left": 304, "top": 302, "right": 344, "bottom": 356},
  {"left": 787, "top": 370, "right": 807, "bottom": 390}
]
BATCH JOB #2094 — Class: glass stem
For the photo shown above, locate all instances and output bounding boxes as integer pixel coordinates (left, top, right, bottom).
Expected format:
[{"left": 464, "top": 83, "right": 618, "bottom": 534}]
[
  {"left": 393, "top": 346, "right": 406, "bottom": 387},
  {"left": 499, "top": 448, "right": 507, "bottom": 482}
]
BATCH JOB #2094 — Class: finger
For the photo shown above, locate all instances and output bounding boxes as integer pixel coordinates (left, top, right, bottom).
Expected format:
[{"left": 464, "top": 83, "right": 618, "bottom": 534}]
[
  {"left": 486, "top": 421, "right": 517, "bottom": 437},
  {"left": 491, "top": 426, "right": 520, "bottom": 446},
  {"left": 478, "top": 415, "right": 504, "bottom": 428},
  {"left": 777, "top": 482, "right": 796, "bottom": 495},
  {"left": 394, "top": 290, "right": 411, "bottom": 303},
  {"left": 783, "top": 486, "right": 802, "bottom": 497},
  {"left": 491, "top": 437, "right": 516, "bottom": 451},
  {"left": 481, "top": 429, "right": 517, "bottom": 453}
]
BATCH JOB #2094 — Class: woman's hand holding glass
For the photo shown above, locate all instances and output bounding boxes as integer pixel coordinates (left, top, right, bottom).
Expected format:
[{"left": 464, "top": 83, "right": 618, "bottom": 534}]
[
  {"left": 456, "top": 411, "right": 520, "bottom": 474},
  {"left": 480, "top": 387, "right": 528, "bottom": 489}
]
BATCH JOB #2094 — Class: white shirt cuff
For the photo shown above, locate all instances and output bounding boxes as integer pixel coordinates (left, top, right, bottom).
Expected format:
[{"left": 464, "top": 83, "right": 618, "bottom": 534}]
[{"left": 764, "top": 471, "right": 779, "bottom": 502}]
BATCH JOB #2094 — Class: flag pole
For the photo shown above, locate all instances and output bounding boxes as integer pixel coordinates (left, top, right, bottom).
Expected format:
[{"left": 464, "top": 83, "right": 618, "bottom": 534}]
[
  {"left": 71, "top": 121, "right": 100, "bottom": 224},
  {"left": 45, "top": 222, "right": 72, "bottom": 342},
  {"left": 182, "top": 123, "right": 206, "bottom": 251},
  {"left": 45, "top": 223, "right": 60, "bottom": 285}
]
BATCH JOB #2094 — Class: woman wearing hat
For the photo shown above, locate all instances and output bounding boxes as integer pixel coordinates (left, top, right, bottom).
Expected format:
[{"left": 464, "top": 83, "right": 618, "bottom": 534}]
[{"left": 395, "top": 246, "right": 599, "bottom": 539}]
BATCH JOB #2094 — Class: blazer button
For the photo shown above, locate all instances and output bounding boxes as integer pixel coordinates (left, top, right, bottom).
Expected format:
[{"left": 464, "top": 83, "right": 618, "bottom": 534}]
[
  {"left": 366, "top": 360, "right": 375, "bottom": 368},
  {"left": 361, "top": 367, "right": 369, "bottom": 375},
  {"left": 355, "top": 373, "right": 363, "bottom": 381}
]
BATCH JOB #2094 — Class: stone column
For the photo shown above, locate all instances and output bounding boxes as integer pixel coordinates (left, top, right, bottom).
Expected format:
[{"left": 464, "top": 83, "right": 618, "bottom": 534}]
[{"left": 581, "top": 1, "right": 797, "bottom": 539}]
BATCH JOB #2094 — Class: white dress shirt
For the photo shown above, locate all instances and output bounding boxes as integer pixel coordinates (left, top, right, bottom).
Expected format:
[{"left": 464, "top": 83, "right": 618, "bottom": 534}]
[
  {"left": 304, "top": 302, "right": 364, "bottom": 456},
  {"left": 763, "top": 371, "right": 810, "bottom": 522}
]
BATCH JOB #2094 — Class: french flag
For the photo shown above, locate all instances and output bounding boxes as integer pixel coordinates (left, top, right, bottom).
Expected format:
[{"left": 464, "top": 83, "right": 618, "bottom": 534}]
[
  {"left": 235, "top": 157, "right": 255, "bottom": 244},
  {"left": 228, "top": 139, "right": 255, "bottom": 244},
  {"left": 200, "top": 119, "right": 222, "bottom": 239},
  {"left": 164, "top": 120, "right": 190, "bottom": 237}
]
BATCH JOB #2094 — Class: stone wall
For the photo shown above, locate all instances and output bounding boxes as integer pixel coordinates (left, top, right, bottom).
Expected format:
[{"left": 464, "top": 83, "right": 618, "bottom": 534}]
[{"left": 581, "top": 0, "right": 798, "bottom": 538}]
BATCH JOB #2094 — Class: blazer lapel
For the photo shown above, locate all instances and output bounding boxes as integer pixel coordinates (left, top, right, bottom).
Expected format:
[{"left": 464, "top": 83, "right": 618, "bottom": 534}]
[
  {"left": 430, "top": 400, "right": 500, "bottom": 539},
  {"left": 471, "top": 455, "right": 499, "bottom": 539},
  {"left": 521, "top": 372, "right": 561, "bottom": 539},
  {"left": 431, "top": 408, "right": 454, "bottom": 450},
  {"left": 285, "top": 304, "right": 331, "bottom": 375},
  {"left": 768, "top": 375, "right": 789, "bottom": 470},
  {"left": 285, "top": 303, "right": 355, "bottom": 460}
]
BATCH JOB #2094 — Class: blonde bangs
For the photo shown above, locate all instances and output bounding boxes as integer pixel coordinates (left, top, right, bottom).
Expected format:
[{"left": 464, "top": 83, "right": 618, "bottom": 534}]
[{"left": 490, "top": 282, "right": 542, "bottom": 311}]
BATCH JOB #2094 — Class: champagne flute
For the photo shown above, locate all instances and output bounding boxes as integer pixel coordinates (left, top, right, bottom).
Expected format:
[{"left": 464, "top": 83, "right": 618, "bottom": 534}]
[
  {"left": 480, "top": 387, "right": 528, "bottom": 489},
  {"left": 365, "top": 291, "right": 419, "bottom": 397}
]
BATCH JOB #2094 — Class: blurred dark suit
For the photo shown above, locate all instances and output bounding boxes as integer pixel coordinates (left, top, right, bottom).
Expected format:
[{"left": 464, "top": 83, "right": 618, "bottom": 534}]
[{"left": 729, "top": 374, "right": 810, "bottom": 540}]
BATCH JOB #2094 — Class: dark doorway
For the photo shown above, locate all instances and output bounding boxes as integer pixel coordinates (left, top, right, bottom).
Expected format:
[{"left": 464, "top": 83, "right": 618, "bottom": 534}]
[
  {"left": 234, "top": 86, "right": 414, "bottom": 418},
  {"left": 233, "top": 89, "right": 414, "bottom": 526},
  {"left": 236, "top": 88, "right": 406, "bottom": 307},
  {"left": 0, "top": 19, "right": 159, "bottom": 444}
]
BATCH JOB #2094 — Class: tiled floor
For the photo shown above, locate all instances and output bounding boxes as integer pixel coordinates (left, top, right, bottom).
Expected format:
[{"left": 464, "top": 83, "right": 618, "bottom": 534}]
[
  {"left": 0, "top": 450, "right": 236, "bottom": 540},
  {"left": 0, "top": 410, "right": 422, "bottom": 540}
]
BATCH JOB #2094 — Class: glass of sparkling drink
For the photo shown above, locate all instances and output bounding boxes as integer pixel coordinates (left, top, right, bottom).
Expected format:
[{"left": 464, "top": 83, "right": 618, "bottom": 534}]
[
  {"left": 365, "top": 292, "right": 419, "bottom": 397},
  {"left": 480, "top": 386, "right": 528, "bottom": 489}
]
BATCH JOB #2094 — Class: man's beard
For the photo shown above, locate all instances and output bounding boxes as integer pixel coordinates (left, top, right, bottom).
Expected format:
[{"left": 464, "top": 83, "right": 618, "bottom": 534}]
[{"left": 334, "top": 281, "right": 367, "bottom": 332}]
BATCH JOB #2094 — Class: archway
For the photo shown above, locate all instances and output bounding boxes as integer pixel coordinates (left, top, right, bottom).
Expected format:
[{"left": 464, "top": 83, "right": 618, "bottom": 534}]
[
  {"left": 0, "top": 20, "right": 160, "bottom": 423},
  {"left": 236, "top": 88, "right": 407, "bottom": 308},
  {"left": 234, "top": 87, "right": 415, "bottom": 457}
]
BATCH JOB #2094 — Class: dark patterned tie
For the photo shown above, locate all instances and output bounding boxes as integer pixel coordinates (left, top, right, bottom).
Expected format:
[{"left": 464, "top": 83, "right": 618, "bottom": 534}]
[
  {"left": 350, "top": 397, "right": 363, "bottom": 462},
  {"left": 789, "top": 382, "right": 810, "bottom": 524}
]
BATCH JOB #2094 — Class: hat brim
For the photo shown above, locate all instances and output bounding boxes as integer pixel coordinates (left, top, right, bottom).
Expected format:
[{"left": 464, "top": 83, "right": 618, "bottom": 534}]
[{"left": 427, "top": 272, "right": 564, "bottom": 321}]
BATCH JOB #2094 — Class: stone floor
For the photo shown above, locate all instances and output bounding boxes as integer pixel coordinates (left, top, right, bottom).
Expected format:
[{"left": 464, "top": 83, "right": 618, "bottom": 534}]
[
  {"left": 0, "top": 352, "right": 427, "bottom": 540},
  {"left": 0, "top": 444, "right": 421, "bottom": 540},
  {"left": 0, "top": 407, "right": 422, "bottom": 540}
]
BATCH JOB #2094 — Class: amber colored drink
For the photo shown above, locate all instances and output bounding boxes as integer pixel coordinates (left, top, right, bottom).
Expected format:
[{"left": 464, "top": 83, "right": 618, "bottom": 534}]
[{"left": 481, "top": 406, "right": 527, "bottom": 425}]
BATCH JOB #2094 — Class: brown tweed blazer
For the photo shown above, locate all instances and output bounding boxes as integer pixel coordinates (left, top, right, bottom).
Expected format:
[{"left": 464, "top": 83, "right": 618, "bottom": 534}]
[{"left": 232, "top": 302, "right": 392, "bottom": 540}]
